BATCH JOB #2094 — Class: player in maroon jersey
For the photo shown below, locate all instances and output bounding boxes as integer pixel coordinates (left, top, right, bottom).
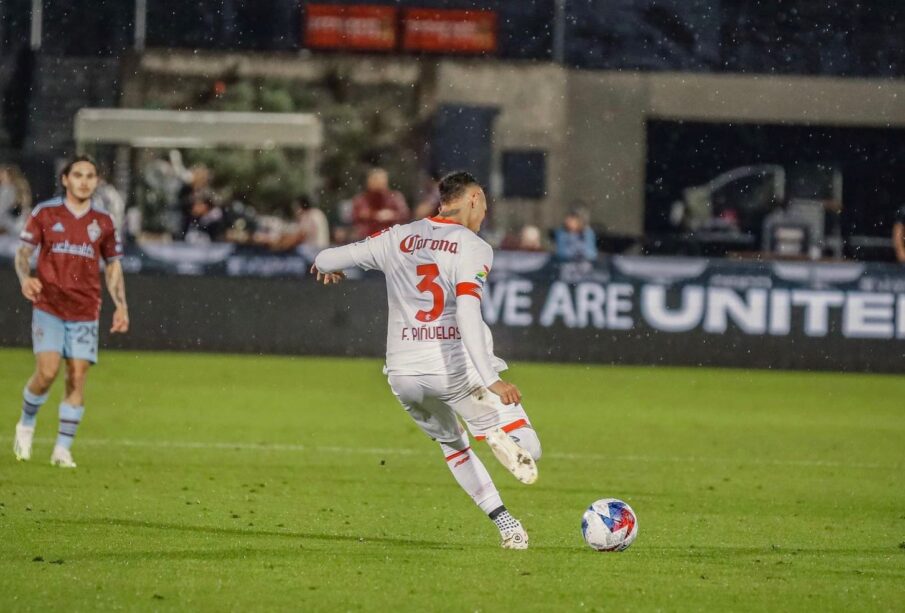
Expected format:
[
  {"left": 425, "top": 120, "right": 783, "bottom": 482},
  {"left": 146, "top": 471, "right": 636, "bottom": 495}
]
[{"left": 12, "top": 156, "right": 129, "bottom": 467}]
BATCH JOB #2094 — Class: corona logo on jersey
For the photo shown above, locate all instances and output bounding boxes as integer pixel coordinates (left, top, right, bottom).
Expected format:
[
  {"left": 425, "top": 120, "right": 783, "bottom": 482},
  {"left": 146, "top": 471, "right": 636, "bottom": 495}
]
[{"left": 399, "top": 234, "right": 460, "bottom": 255}]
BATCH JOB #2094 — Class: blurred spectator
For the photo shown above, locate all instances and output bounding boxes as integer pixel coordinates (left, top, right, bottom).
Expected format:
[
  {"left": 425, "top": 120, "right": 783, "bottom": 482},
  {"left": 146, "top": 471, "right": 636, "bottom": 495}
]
[
  {"left": 332, "top": 198, "right": 355, "bottom": 244},
  {"left": 94, "top": 176, "right": 126, "bottom": 232},
  {"left": 183, "top": 190, "right": 226, "bottom": 244},
  {"left": 141, "top": 153, "right": 186, "bottom": 237},
  {"left": 499, "top": 224, "right": 545, "bottom": 251},
  {"left": 351, "top": 168, "right": 409, "bottom": 239},
  {"left": 893, "top": 205, "right": 905, "bottom": 263},
  {"left": 270, "top": 195, "right": 330, "bottom": 252},
  {"left": 223, "top": 200, "right": 259, "bottom": 244},
  {"left": 413, "top": 173, "right": 441, "bottom": 220},
  {"left": 555, "top": 208, "right": 598, "bottom": 261},
  {"left": 0, "top": 164, "right": 32, "bottom": 235},
  {"left": 178, "top": 163, "right": 212, "bottom": 235},
  {"left": 518, "top": 225, "right": 545, "bottom": 251}
]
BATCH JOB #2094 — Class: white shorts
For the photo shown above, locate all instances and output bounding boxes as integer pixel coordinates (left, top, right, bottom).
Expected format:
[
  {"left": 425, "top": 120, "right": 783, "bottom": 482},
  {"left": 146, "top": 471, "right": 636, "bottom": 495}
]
[{"left": 387, "top": 369, "right": 531, "bottom": 444}]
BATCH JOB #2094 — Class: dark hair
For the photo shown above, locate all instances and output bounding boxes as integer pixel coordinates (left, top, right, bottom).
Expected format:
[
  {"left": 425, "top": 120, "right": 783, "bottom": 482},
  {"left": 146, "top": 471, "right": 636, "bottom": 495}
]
[
  {"left": 296, "top": 194, "right": 313, "bottom": 210},
  {"left": 438, "top": 171, "right": 479, "bottom": 205},
  {"left": 61, "top": 154, "right": 98, "bottom": 178},
  {"left": 193, "top": 189, "right": 216, "bottom": 208}
]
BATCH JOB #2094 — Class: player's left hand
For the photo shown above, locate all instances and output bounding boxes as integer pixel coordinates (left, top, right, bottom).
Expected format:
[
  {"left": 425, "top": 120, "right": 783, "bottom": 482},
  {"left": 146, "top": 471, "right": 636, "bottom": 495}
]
[
  {"left": 489, "top": 379, "right": 522, "bottom": 406},
  {"left": 111, "top": 307, "right": 129, "bottom": 333},
  {"left": 310, "top": 264, "right": 346, "bottom": 285}
]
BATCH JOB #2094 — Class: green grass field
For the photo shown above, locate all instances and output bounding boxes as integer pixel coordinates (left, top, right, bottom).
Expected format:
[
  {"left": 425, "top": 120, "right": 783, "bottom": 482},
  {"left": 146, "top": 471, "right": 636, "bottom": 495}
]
[{"left": 1, "top": 348, "right": 904, "bottom": 611}]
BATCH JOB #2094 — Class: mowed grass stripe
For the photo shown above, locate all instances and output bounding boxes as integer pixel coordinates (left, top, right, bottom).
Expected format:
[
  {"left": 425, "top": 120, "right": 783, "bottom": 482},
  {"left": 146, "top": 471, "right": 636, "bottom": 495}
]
[{"left": 2, "top": 435, "right": 900, "bottom": 470}]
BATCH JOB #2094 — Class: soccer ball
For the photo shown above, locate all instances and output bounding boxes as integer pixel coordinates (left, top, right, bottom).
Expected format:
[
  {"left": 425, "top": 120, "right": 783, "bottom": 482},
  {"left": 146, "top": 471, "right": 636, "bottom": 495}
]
[{"left": 581, "top": 498, "right": 638, "bottom": 551}]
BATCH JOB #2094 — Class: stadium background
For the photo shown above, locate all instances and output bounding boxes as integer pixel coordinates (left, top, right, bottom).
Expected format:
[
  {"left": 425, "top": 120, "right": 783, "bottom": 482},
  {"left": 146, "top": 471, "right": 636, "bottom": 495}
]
[
  {"left": 1, "top": 3, "right": 905, "bottom": 611},
  {"left": 2, "top": 0, "right": 905, "bottom": 370}
]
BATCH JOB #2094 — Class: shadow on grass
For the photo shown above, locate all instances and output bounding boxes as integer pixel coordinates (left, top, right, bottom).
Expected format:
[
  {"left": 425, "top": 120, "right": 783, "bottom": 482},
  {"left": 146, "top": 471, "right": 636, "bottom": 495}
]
[{"left": 45, "top": 517, "right": 469, "bottom": 553}]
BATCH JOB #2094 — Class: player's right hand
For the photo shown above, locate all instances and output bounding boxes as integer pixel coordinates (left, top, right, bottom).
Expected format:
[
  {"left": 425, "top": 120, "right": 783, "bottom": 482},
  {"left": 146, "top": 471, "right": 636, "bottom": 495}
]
[
  {"left": 20, "top": 277, "right": 42, "bottom": 302},
  {"left": 488, "top": 379, "right": 521, "bottom": 406},
  {"left": 309, "top": 264, "right": 346, "bottom": 285}
]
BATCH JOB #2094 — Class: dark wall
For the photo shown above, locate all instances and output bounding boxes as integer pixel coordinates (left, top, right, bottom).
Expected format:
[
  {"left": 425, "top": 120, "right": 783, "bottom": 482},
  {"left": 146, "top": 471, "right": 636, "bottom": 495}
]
[
  {"left": 565, "top": 0, "right": 905, "bottom": 77},
  {"left": 0, "top": 270, "right": 386, "bottom": 357},
  {"left": 4, "top": 1, "right": 902, "bottom": 77},
  {"left": 645, "top": 121, "right": 905, "bottom": 240}
]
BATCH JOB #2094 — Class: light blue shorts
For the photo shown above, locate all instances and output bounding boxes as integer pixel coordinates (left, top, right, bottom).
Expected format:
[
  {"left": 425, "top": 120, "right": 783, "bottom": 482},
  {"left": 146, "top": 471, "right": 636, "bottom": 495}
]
[{"left": 32, "top": 309, "right": 99, "bottom": 364}]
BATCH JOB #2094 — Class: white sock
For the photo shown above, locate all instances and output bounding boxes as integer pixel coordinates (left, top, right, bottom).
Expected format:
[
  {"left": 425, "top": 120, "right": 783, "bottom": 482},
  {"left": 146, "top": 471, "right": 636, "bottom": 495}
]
[{"left": 440, "top": 437, "right": 503, "bottom": 514}]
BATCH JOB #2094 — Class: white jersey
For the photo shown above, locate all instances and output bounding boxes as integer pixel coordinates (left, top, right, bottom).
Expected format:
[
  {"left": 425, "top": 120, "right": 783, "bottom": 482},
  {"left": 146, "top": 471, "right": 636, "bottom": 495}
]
[{"left": 315, "top": 217, "right": 506, "bottom": 382}]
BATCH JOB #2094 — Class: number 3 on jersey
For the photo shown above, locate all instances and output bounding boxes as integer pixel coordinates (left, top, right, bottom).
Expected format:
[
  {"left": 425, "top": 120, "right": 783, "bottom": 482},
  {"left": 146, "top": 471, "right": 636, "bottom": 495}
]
[{"left": 415, "top": 263, "right": 444, "bottom": 322}]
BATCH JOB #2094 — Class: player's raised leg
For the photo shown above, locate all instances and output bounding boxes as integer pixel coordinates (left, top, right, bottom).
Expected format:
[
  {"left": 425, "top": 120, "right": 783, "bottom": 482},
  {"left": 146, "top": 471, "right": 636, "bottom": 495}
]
[
  {"left": 456, "top": 386, "right": 541, "bottom": 485},
  {"left": 485, "top": 424, "right": 539, "bottom": 485},
  {"left": 50, "top": 358, "right": 90, "bottom": 468}
]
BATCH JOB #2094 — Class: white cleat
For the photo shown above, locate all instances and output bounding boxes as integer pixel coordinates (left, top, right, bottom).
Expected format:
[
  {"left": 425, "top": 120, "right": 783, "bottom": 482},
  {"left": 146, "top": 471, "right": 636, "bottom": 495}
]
[
  {"left": 486, "top": 428, "right": 538, "bottom": 485},
  {"left": 50, "top": 446, "right": 77, "bottom": 468},
  {"left": 14, "top": 423, "right": 34, "bottom": 461},
  {"left": 500, "top": 523, "right": 529, "bottom": 550}
]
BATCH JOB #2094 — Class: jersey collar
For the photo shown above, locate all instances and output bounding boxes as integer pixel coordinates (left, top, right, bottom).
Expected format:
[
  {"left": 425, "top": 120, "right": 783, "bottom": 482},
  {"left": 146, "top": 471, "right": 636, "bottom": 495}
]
[
  {"left": 428, "top": 216, "right": 462, "bottom": 226},
  {"left": 63, "top": 198, "right": 94, "bottom": 220}
]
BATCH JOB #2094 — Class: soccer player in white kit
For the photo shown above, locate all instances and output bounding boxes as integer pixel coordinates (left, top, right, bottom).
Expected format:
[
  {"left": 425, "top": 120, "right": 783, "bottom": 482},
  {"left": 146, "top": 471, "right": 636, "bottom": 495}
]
[{"left": 311, "top": 172, "right": 541, "bottom": 549}]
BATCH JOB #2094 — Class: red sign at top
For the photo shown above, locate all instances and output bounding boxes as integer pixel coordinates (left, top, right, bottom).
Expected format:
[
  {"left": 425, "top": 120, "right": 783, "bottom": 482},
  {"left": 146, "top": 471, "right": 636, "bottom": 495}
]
[
  {"left": 402, "top": 9, "right": 497, "bottom": 54},
  {"left": 305, "top": 4, "right": 398, "bottom": 51}
]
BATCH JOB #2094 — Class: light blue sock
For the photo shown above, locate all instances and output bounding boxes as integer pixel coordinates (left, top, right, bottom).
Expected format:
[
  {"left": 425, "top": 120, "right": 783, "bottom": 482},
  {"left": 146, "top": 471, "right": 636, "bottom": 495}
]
[
  {"left": 21, "top": 386, "right": 48, "bottom": 428},
  {"left": 56, "top": 403, "right": 84, "bottom": 450}
]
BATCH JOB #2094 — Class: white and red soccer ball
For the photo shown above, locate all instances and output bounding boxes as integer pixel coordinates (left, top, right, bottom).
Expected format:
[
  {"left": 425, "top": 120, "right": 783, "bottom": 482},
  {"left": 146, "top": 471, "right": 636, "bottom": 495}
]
[{"left": 581, "top": 498, "right": 638, "bottom": 551}]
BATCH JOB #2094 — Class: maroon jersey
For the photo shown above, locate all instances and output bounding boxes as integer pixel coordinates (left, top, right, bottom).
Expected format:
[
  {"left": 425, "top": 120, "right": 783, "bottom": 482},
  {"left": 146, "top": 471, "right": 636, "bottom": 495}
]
[{"left": 19, "top": 197, "right": 122, "bottom": 322}]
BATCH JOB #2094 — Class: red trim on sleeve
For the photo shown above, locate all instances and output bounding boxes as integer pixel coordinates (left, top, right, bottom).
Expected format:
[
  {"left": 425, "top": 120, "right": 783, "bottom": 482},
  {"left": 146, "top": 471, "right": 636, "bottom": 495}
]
[{"left": 456, "top": 282, "right": 482, "bottom": 299}]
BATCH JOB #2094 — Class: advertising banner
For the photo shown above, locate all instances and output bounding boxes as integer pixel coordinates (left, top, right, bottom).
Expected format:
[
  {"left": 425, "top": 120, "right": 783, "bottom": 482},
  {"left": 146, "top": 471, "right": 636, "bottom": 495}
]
[
  {"left": 402, "top": 9, "right": 497, "bottom": 54},
  {"left": 304, "top": 4, "right": 397, "bottom": 51},
  {"left": 2, "top": 242, "right": 903, "bottom": 371}
]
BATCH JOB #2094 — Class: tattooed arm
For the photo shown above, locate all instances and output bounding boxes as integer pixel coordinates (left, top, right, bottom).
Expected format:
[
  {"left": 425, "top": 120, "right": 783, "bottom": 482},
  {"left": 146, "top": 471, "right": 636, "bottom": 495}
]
[
  {"left": 105, "top": 259, "right": 129, "bottom": 333},
  {"left": 15, "top": 243, "right": 42, "bottom": 302}
]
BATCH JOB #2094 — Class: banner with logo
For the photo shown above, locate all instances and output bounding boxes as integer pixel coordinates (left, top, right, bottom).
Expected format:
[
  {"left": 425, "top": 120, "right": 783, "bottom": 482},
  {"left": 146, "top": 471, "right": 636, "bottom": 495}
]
[
  {"left": 2, "top": 237, "right": 903, "bottom": 371},
  {"left": 480, "top": 256, "right": 905, "bottom": 372},
  {"left": 402, "top": 9, "right": 497, "bottom": 54},
  {"left": 304, "top": 4, "right": 398, "bottom": 51}
]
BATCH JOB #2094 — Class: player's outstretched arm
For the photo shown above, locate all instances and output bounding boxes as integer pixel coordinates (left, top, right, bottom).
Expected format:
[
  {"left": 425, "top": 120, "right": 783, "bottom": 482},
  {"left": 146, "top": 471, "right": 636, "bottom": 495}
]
[
  {"left": 15, "top": 243, "right": 41, "bottom": 302},
  {"left": 105, "top": 259, "right": 129, "bottom": 333},
  {"left": 311, "top": 234, "right": 389, "bottom": 285}
]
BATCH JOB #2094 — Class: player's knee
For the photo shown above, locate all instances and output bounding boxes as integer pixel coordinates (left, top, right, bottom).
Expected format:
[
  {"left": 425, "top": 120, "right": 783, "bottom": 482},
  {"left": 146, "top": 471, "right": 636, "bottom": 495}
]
[
  {"left": 512, "top": 427, "right": 542, "bottom": 461},
  {"left": 34, "top": 364, "right": 59, "bottom": 389},
  {"left": 438, "top": 431, "right": 469, "bottom": 455}
]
